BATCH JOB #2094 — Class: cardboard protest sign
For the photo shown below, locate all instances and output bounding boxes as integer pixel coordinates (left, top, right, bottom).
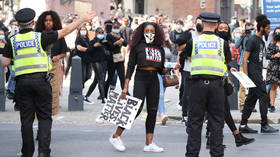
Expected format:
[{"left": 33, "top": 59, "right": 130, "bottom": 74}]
[
  {"left": 231, "top": 71, "right": 256, "bottom": 88},
  {"left": 98, "top": 90, "right": 142, "bottom": 130}
]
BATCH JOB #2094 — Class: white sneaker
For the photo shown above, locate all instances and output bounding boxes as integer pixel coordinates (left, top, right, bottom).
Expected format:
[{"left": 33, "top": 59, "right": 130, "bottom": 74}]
[
  {"left": 84, "top": 97, "right": 94, "bottom": 105},
  {"left": 109, "top": 136, "right": 126, "bottom": 152},
  {"left": 95, "top": 115, "right": 104, "bottom": 124},
  {"left": 161, "top": 115, "right": 168, "bottom": 125},
  {"left": 144, "top": 143, "right": 164, "bottom": 152},
  {"left": 164, "top": 99, "right": 171, "bottom": 103},
  {"left": 177, "top": 103, "right": 182, "bottom": 111}
]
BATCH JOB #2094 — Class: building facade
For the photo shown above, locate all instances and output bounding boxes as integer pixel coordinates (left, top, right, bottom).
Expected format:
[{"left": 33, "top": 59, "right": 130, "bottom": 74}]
[
  {"left": 122, "top": 0, "right": 234, "bottom": 23},
  {"left": 9, "top": 0, "right": 110, "bottom": 19}
]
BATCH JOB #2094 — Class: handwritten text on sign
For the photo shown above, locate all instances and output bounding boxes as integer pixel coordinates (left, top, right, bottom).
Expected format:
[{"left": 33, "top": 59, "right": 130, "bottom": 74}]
[{"left": 98, "top": 90, "right": 142, "bottom": 130}]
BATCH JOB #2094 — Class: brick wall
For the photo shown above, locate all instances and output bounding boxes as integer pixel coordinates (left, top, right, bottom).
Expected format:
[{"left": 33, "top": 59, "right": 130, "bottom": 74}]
[
  {"left": 172, "top": 0, "right": 217, "bottom": 19},
  {"left": 146, "top": 0, "right": 174, "bottom": 18},
  {"left": 45, "top": 0, "right": 110, "bottom": 18}
]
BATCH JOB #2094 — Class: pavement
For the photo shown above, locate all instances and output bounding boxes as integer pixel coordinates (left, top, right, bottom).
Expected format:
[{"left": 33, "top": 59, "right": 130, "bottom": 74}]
[
  {"left": 1, "top": 123, "right": 280, "bottom": 157},
  {"left": 1, "top": 75, "right": 280, "bottom": 125}
]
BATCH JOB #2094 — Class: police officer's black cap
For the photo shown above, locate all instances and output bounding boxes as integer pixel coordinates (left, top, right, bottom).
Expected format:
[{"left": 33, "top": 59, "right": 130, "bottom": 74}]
[
  {"left": 199, "top": 12, "right": 220, "bottom": 23},
  {"left": 15, "top": 8, "right": 36, "bottom": 26}
]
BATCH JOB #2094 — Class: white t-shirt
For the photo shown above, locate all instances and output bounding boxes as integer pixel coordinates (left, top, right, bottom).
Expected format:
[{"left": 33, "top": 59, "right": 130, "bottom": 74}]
[{"left": 183, "top": 31, "right": 201, "bottom": 72}]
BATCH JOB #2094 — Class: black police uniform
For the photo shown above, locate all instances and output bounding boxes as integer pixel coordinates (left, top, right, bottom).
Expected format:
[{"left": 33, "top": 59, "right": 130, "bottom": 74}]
[
  {"left": 3, "top": 8, "right": 58, "bottom": 157},
  {"left": 185, "top": 12, "right": 231, "bottom": 157}
]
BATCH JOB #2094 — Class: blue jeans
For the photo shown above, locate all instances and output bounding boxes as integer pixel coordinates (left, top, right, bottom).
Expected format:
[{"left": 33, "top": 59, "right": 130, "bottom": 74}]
[
  {"left": 266, "top": 84, "right": 271, "bottom": 94},
  {"left": 158, "top": 74, "right": 166, "bottom": 114},
  {"left": 7, "top": 66, "right": 16, "bottom": 94},
  {"left": 173, "top": 53, "right": 177, "bottom": 62}
]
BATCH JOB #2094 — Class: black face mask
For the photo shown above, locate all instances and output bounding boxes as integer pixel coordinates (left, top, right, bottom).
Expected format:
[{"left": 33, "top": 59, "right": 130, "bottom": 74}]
[
  {"left": 196, "top": 23, "right": 203, "bottom": 32},
  {"left": 105, "top": 25, "right": 112, "bottom": 32},
  {"left": 274, "top": 32, "right": 280, "bottom": 41},
  {"left": 217, "top": 31, "right": 229, "bottom": 41}
]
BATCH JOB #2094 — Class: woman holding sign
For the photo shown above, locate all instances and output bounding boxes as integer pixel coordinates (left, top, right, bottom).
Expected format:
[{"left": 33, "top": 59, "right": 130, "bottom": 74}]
[{"left": 109, "top": 22, "right": 168, "bottom": 152}]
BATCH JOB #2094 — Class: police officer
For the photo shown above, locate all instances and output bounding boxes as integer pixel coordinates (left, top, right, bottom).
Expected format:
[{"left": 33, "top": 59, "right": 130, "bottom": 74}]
[
  {"left": 184, "top": 12, "right": 232, "bottom": 157},
  {"left": 1, "top": 8, "right": 95, "bottom": 157}
]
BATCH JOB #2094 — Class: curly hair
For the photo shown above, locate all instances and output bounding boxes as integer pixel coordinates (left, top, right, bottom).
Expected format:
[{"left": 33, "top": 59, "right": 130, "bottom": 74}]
[
  {"left": 256, "top": 14, "right": 270, "bottom": 32},
  {"left": 129, "top": 22, "right": 165, "bottom": 50},
  {"left": 35, "top": 10, "right": 62, "bottom": 32}
]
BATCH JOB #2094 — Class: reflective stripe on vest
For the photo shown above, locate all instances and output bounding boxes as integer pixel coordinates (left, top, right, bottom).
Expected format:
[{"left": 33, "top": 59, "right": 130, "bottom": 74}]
[
  {"left": 190, "top": 34, "right": 227, "bottom": 76},
  {"left": 15, "top": 64, "right": 47, "bottom": 72},
  {"left": 11, "top": 32, "right": 51, "bottom": 76}
]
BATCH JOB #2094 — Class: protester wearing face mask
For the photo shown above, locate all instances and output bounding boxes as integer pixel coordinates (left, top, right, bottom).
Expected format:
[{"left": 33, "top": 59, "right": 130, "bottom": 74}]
[
  {"left": 233, "top": 28, "right": 242, "bottom": 43},
  {"left": 171, "top": 17, "right": 203, "bottom": 124},
  {"left": 103, "top": 21, "right": 127, "bottom": 99},
  {"left": 179, "top": 16, "right": 204, "bottom": 124},
  {"left": 169, "top": 20, "right": 184, "bottom": 62},
  {"left": 84, "top": 27, "right": 113, "bottom": 104},
  {"left": 109, "top": 22, "right": 169, "bottom": 153},
  {"left": 7, "top": 19, "right": 19, "bottom": 38},
  {"left": 100, "top": 20, "right": 119, "bottom": 100},
  {"left": 5, "top": 19, "right": 19, "bottom": 111},
  {"left": 85, "top": 22, "right": 95, "bottom": 40},
  {"left": 265, "top": 27, "right": 280, "bottom": 113},
  {"left": 156, "top": 25, "right": 173, "bottom": 125},
  {"left": 168, "top": 19, "right": 186, "bottom": 112},
  {"left": 75, "top": 25, "right": 92, "bottom": 91},
  {"left": 240, "top": 14, "right": 279, "bottom": 134},
  {"left": 235, "top": 23, "right": 255, "bottom": 112},
  {"left": 0, "top": 29, "right": 6, "bottom": 55}
]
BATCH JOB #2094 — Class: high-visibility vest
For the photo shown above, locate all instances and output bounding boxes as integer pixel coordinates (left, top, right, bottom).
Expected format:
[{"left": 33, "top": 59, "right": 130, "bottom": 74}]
[
  {"left": 10, "top": 31, "right": 51, "bottom": 76},
  {"left": 190, "top": 34, "right": 227, "bottom": 76}
]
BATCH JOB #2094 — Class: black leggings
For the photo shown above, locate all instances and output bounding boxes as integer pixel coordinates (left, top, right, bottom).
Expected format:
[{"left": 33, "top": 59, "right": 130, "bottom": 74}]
[
  {"left": 104, "top": 61, "right": 125, "bottom": 98},
  {"left": 224, "top": 94, "right": 237, "bottom": 132},
  {"left": 120, "top": 70, "right": 159, "bottom": 134},
  {"left": 64, "top": 49, "right": 75, "bottom": 76},
  {"left": 85, "top": 62, "right": 105, "bottom": 99},
  {"left": 81, "top": 62, "right": 92, "bottom": 88}
]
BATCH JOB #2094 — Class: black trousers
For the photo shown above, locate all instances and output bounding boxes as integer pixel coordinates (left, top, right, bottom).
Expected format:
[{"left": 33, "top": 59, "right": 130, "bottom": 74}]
[
  {"left": 81, "top": 61, "right": 92, "bottom": 88},
  {"left": 15, "top": 73, "right": 52, "bottom": 157},
  {"left": 85, "top": 62, "right": 105, "bottom": 99},
  {"left": 104, "top": 61, "right": 125, "bottom": 98},
  {"left": 206, "top": 88, "right": 237, "bottom": 134},
  {"left": 181, "top": 71, "right": 191, "bottom": 117},
  {"left": 179, "top": 71, "right": 185, "bottom": 106},
  {"left": 186, "top": 79, "right": 225, "bottom": 157},
  {"left": 133, "top": 70, "right": 159, "bottom": 133},
  {"left": 241, "top": 73, "right": 268, "bottom": 125}
]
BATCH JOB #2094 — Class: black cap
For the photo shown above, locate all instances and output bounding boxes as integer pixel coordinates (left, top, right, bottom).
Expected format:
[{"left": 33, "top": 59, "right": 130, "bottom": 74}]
[
  {"left": 104, "top": 20, "right": 113, "bottom": 25},
  {"left": 199, "top": 12, "right": 220, "bottom": 23},
  {"left": 15, "top": 8, "right": 36, "bottom": 26}
]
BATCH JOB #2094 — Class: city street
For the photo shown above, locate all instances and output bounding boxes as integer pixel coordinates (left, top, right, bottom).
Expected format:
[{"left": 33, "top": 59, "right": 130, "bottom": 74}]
[
  {"left": 1, "top": 75, "right": 280, "bottom": 157},
  {"left": 1, "top": 123, "right": 280, "bottom": 157}
]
